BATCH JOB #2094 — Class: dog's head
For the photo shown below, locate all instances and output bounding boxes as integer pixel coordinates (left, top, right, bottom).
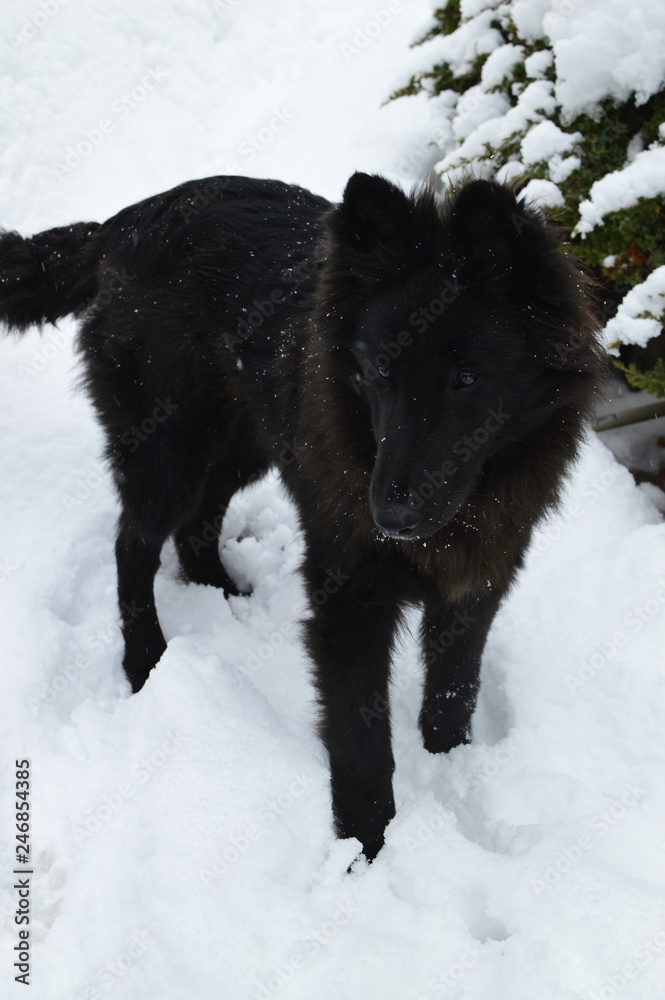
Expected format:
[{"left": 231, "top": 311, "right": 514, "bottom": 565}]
[{"left": 318, "top": 173, "right": 605, "bottom": 541}]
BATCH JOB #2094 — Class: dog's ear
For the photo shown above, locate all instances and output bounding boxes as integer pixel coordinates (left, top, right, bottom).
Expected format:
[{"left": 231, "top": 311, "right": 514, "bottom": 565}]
[
  {"left": 451, "top": 180, "right": 540, "bottom": 290},
  {"left": 328, "top": 172, "right": 414, "bottom": 257}
]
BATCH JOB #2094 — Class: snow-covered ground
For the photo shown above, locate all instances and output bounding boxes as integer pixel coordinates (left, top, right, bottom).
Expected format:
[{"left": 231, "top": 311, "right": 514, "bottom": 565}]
[{"left": 1, "top": 3, "right": 665, "bottom": 998}]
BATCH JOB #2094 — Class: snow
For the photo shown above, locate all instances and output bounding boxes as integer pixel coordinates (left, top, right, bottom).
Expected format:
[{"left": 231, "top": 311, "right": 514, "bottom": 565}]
[
  {"left": 435, "top": 78, "right": 556, "bottom": 184},
  {"left": 419, "top": 7, "right": 503, "bottom": 81},
  {"left": 519, "top": 177, "right": 565, "bottom": 209},
  {"left": 520, "top": 120, "right": 580, "bottom": 167},
  {"left": 412, "top": 0, "right": 665, "bottom": 355},
  {"left": 480, "top": 43, "right": 524, "bottom": 91},
  {"left": 2, "top": 3, "right": 665, "bottom": 1000},
  {"left": 511, "top": 0, "right": 552, "bottom": 43},
  {"left": 545, "top": 0, "right": 665, "bottom": 118},
  {"left": 523, "top": 48, "right": 553, "bottom": 81},
  {"left": 602, "top": 266, "right": 665, "bottom": 351},
  {"left": 423, "top": 0, "right": 665, "bottom": 186},
  {"left": 576, "top": 145, "right": 665, "bottom": 236}
]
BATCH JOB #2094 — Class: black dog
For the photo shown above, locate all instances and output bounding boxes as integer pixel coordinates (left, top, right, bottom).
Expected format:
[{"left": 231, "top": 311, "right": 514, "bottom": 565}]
[{"left": 0, "top": 173, "right": 605, "bottom": 859}]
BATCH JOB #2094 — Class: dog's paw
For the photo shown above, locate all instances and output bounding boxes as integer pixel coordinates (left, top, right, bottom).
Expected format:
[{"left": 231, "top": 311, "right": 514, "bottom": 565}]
[
  {"left": 123, "top": 631, "right": 167, "bottom": 693},
  {"left": 420, "top": 712, "right": 471, "bottom": 755}
]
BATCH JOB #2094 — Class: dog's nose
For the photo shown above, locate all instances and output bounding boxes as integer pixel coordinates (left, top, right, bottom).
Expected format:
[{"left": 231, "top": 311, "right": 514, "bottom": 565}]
[{"left": 373, "top": 502, "right": 420, "bottom": 539}]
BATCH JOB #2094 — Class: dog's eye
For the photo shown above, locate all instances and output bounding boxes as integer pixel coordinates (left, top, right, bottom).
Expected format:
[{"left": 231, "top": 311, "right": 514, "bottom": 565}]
[
  {"left": 377, "top": 365, "right": 391, "bottom": 380},
  {"left": 454, "top": 369, "right": 477, "bottom": 389}
]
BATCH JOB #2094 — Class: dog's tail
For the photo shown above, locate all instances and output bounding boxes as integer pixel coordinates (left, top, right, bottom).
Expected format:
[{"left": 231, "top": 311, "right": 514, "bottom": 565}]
[{"left": 0, "top": 221, "right": 102, "bottom": 332}]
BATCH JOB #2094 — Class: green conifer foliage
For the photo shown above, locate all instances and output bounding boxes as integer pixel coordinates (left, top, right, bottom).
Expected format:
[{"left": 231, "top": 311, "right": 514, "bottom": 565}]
[{"left": 391, "top": 1, "right": 665, "bottom": 396}]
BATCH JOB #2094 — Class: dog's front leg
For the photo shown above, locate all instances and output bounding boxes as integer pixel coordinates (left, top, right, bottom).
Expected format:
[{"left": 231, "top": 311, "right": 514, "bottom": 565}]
[
  {"left": 303, "top": 579, "right": 400, "bottom": 861},
  {"left": 419, "top": 590, "right": 505, "bottom": 754}
]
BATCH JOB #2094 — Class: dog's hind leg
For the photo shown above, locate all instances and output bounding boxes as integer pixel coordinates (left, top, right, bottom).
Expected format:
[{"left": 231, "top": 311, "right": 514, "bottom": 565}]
[
  {"left": 108, "top": 424, "right": 240, "bottom": 693},
  {"left": 419, "top": 591, "right": 504, "bottom": 754},
  {"left": 115, "top": 441, "right": 269, "bottom": 691},
  {"left": 115, "top": 525, "right": 168, "bottom": 693},
  {"left": 112, "top": 447, "right": 199, "bottom": 693}
]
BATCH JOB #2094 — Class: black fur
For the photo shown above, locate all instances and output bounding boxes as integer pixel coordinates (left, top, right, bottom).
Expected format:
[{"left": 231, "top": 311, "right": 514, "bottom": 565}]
[{"left": 0, "top": 173, "right": 606, "bottom": 859}]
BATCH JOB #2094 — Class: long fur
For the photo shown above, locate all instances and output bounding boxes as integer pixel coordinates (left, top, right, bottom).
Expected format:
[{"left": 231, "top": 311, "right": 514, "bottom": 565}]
[{"left": 0, "top": 172, "right": 606, "bottom": 858}]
